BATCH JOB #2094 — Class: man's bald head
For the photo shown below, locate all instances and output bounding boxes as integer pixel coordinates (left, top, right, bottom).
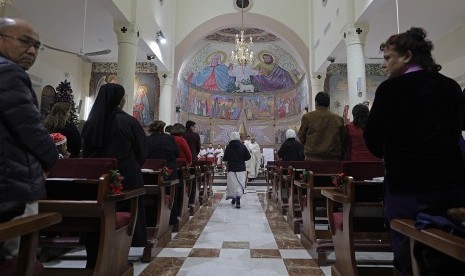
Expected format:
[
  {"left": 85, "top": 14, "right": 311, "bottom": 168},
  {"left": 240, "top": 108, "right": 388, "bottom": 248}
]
[{"left": 0, "top": 17, "right": 40, "bottom": 70}]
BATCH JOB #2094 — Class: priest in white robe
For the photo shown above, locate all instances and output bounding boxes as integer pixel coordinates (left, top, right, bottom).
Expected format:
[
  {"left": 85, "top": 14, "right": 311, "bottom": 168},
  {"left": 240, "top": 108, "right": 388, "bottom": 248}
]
[{"left": 247, "top": 137, "right": 262, "bottom": 181}]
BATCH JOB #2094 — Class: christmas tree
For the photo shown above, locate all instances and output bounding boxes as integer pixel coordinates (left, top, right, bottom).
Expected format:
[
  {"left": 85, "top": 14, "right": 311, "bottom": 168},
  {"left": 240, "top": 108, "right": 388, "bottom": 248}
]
[{"left": 50, "top": 79, "right": 79, "bottom": 127}]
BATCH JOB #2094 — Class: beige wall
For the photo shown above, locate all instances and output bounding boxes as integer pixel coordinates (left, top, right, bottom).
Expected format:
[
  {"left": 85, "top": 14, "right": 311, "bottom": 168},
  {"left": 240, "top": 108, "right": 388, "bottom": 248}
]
[{"left": 434, "top": 21, "right": 465, "bottom": 84}]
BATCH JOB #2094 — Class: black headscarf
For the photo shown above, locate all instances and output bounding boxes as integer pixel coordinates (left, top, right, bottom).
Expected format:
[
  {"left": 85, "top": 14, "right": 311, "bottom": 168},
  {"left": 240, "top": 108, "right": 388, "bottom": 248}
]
[{"left": 82, "top": 83, "right": 125, "bottom": 148}]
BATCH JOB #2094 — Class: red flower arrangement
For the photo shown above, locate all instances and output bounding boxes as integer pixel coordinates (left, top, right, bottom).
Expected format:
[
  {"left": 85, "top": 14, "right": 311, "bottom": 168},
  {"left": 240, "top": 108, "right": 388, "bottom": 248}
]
[
  {"left": 287, "top": 166, "right": 294, "bottom": 176},
  {"left": 332, "top": 173, "right": 349, "bottom": 192},
  {"left": 298, "top": 170, "right": 309, "bottom": 182},
  {"left": 109, "top": 170, "right": 124, "bottom": 194},
  {"left": 161, "top": 166, "right": 173, "bottom": 180}
]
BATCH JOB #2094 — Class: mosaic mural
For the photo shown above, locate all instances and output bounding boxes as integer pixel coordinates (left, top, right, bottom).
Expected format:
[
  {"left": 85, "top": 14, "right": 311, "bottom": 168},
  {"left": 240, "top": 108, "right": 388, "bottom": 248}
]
[
  {"left": 90, "top": 62, "right": 159, "bottom": 126},
  {"left": 181, "top": 43, "right": 305, "bottom": 93},
  {"left": 177, "top": 37, "right": 309, "bottom": 149}
]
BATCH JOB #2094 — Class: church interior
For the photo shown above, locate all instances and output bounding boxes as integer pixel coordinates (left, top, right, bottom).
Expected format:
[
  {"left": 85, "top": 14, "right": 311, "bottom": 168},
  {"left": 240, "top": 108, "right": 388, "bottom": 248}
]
[{"left": 1, "top": 0, "right": 465, "bottom": 275}]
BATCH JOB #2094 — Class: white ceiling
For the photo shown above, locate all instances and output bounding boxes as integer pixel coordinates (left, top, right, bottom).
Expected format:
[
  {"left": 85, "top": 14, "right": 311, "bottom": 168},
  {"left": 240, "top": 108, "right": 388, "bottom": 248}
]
[
  {"left": 355, "top": 0, "right": 465, "bottom": 64},
  {"left": 7, "top": 0, "right": 465, "bottom": 68}
]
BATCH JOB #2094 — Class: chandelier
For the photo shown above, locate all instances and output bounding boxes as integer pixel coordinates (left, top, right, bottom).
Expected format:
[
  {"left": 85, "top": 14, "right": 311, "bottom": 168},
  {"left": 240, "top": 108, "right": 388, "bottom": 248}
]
[
  {"left": 231, "top": 0, "right": 254, "bottom": 67},
  {"left": 0, "top": 0, "right": 15, "bottom": 7}
]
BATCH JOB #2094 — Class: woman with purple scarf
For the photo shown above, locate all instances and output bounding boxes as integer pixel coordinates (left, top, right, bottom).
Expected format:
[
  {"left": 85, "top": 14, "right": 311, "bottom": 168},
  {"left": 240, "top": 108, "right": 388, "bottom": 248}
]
[{"left": 364, "top": 27, "right": 465, "bottom": 275}]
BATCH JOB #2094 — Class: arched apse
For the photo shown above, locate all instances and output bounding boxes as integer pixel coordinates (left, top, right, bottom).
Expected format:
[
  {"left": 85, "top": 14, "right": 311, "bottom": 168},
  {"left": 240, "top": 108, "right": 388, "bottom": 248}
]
[
  {"left": 173, "top": 12, "right": 312, "bottom": 148},
  {"left": 174, "top": 12, "right": 311, "bottom": 97}
]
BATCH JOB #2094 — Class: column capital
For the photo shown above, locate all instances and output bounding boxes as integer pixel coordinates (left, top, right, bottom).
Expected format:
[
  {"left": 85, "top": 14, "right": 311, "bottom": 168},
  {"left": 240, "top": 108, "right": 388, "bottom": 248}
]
[
  {"left": 343, "top": 24, "right": 369, "bottom": 46},
  {"left": 113, "top": 22, "right": 139, "bottom": 45}
]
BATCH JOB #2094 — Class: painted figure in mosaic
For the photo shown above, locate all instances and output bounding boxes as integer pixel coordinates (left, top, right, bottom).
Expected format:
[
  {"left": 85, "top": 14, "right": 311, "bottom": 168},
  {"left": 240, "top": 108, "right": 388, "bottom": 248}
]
[
  {"left": 187, "top": 52, "right": 232, "bottom": 91},
  {"left": 251, "top": 53, "right": 296, "bottom": 91},
  {"left": 133, "top": 85, "right": 152, "bottom": 126}
]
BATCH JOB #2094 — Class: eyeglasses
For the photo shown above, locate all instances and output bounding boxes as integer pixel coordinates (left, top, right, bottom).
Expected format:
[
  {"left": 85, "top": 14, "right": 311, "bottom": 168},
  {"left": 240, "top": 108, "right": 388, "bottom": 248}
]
[{"left": 0, "top": 34, "right": 41, "bottom": 50}]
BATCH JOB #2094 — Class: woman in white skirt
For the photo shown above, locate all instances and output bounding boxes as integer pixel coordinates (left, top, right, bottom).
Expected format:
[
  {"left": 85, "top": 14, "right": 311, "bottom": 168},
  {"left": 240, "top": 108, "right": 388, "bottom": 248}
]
[{"left": 223, "top": 132, "right": 251, "bottom": 208}]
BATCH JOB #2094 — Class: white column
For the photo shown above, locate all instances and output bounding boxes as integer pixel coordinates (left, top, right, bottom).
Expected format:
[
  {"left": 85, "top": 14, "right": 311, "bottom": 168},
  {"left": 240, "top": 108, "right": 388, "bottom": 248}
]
[
  {"left": 310, "top": 72, "right": 326, "bottom": 111},
  {"left": 343, "top": 24, "right": 368, "bottom": 110},
  {"left": 159, "top": 72, "right": 173, "bottom": 124},
  {"left": 114, "top": 22, "right": 139, "bottom": 114}
]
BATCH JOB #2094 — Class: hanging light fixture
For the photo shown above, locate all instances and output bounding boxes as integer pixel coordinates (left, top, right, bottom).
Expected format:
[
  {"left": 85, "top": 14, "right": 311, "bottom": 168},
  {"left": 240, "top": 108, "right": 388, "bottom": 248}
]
[
  {"left": 0, "top": 0, "right": 15, "bottom": 7},
  {"left": 231, "top": 0, "right": 254, "bottom": 67}
]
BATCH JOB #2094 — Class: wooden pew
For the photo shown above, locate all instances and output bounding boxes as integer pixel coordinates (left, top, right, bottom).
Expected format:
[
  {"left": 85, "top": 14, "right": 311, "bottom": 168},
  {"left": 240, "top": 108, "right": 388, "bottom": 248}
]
[
  {"left": 342, "top": 161, "right": 385, "bottom": 181},
  {"left": 141, "top": 159, "right": 179, "bottom": 262},
  {"left": 270, "top": 162, "right": 280, "bottom": 202},
  {"left": 265, "top": 161, "right": 275, "bottom": 199},
  {"left": 390, "top": 219, "right": 465, "bottom": 276},
  {"left": 38, "top": 158, "right": 145, "bottom": 276},
  {"left": 294, "top": 161, "right": 343, "bottom": 265},
  {"left": 273, "top": 161, "right": 313, "bottom": 214},
  {"left": 0, "top": 212, "right": 62, "bottom": 276},
  {"left": 297, "top": 161, "right": 385, "bottom": 265},
  {"left": 321, "top": 177, "right": 393, "bottom": 276},
  {"left": 172, "top": 159, "right": 191, "bottom": 232},
  {"left": 192, "top": 160, "right": 214, "bottom": 204},
  {"left": 188, "top": 165, "right": 202, "bottom": 216}
]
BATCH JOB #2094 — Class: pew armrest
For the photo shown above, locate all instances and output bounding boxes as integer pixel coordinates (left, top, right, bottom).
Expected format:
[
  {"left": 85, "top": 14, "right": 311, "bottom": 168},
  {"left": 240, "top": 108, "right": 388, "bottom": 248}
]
[
  {"left": 390, "top": 219, "right": 465, "bottom": 263},
  {"left": 0, "top": 212, "right": 62, "bottom": 241},
  {"left": 106, "top": 188, "right": 146, "bottom": 201},
  {"left": 321, "top": 189, "right": 350, "bottom": 204}
]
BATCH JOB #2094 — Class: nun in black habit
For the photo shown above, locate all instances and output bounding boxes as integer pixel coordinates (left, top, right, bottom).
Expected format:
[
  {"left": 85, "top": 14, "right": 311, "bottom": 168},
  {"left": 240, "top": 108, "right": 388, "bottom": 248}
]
[{"left": 81, "top": 83, "right": 148, "bottom": 266}]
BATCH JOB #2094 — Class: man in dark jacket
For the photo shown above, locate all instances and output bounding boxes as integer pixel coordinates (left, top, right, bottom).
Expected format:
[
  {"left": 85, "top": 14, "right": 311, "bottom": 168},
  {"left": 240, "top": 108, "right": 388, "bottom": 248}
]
[
  {"left": 0, "top": 17, "right": 58, "bottom": 255},
  {"left": 183, "top": 120, "right": 201, "bottom": 161}
]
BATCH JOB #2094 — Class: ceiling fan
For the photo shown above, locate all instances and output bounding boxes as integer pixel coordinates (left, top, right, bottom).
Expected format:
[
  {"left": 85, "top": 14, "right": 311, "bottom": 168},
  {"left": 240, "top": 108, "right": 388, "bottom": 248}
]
[{"left": 42, "top": 0, "right": 110, "bottom": 62}]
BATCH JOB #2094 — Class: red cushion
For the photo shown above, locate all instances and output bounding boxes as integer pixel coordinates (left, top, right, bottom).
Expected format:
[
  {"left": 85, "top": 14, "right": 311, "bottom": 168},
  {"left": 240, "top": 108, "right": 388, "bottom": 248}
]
[
  {"left": 176, "top": 158, "right": 188, "bottom": 167},
  {"left": 115, "top": 212, "right": 131, "bottom": 230},
  {"left": 342, "top": 161, "right": 384, "bottom": 180},
  {"left": 143, "top": 159, "right": 166, "bottom": 170},
  {"left": 333, "top": 212, "right": 344, "bottom": 231},
  {"left": 49, "top": 158, "right": 117, "bottom": 178}
]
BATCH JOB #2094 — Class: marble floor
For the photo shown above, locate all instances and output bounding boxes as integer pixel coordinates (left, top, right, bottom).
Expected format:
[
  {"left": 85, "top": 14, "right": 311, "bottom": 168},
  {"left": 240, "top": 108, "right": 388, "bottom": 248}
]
[
  {"left": 135, "top": 186, "right": 331, "bottom": 276},
  {"left": 42, "top": 180, "right": 392, "bottom": 275},
  {"left": 42, "top": 185, "right": 331, "bottom": 275}
]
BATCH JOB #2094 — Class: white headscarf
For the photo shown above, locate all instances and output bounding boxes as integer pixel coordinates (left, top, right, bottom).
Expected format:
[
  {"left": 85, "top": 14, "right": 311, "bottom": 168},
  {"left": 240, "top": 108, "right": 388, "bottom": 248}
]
[
  {"left": 286, "top": 129, "right": 296, "bottom": 139},
  {"left": 230, "top": 131, "right": 241, "bottom": 141}
]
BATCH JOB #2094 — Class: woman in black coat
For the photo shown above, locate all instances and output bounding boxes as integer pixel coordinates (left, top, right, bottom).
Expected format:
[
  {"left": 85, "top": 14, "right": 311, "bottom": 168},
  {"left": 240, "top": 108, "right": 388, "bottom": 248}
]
[
  {"left": 223, "top": 132, "right": 251, "bottom": 208},
  {"left": 81, "top": 83, "right": 148, "bottom": 267},
  {"left": 364, "top": 27, "right": 465, "bottom": 275},
  {"left": 277, "top": 129, "right": 304, "bottom": 161},
  {"left": 147, "top": 120, "right": 179, "bottom": 179}
]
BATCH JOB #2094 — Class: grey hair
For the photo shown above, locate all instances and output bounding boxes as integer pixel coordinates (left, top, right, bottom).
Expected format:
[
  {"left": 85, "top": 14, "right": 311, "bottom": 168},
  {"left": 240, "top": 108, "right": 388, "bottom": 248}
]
[
  {"left": 286, "top": 129, "right": 296, "bottom": 139},
  {"left": 230, "top": 132, "right": 240, "bottom": 141}
]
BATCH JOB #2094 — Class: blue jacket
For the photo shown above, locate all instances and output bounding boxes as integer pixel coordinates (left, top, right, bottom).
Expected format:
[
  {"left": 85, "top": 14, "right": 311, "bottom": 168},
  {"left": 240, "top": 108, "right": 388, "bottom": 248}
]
[{"left": 0, "top": 57, "right": 58, "bottom": 204}]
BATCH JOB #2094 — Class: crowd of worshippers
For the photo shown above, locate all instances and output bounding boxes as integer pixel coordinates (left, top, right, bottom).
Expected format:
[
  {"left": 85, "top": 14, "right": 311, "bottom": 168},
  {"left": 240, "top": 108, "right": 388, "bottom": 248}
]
[{"left": 2, "top": 17, "right": 465, "bottom": 275}]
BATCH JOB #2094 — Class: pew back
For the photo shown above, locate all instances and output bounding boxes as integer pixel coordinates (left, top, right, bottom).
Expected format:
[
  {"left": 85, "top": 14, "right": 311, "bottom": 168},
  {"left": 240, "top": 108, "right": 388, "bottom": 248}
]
[
  {"left": 39, "top": 158, "right": 143, "bottom": 276},
  {"left": 322, "top": 177, "right": 392, "bottom": 276}
]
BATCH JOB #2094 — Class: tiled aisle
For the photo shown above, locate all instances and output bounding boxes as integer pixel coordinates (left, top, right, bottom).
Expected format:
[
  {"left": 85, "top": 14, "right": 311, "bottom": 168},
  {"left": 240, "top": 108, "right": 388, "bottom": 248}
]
[{"left": 138, "top": 188, "right": 331, "bottom": 276}]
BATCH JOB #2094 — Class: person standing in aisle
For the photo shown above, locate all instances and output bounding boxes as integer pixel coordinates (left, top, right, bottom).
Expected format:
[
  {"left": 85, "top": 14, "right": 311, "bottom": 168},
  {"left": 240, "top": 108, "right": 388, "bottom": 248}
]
[{"left": 223, "top": 132, "right": 251, "bottom": 208}]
